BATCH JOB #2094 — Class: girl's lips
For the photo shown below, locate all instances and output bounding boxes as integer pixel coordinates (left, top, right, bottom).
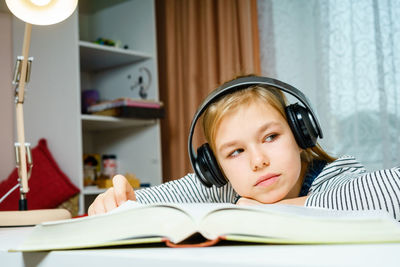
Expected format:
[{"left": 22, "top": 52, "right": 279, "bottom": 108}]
[{"left": 255, "top": 174, "right": 280, "bottom": 187}]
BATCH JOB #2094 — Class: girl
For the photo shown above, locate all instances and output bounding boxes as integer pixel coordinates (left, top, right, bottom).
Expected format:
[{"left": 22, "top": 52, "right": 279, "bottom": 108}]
[{"left": 88, "top": 76, "right": 400, "bottom": 222}]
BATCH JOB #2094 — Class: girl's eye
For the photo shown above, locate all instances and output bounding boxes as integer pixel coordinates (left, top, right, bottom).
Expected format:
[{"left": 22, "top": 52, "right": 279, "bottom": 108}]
[
  {"left": 264, "top": 134, "right": 278, "bottom": 142},
  {"left": 228, "top": 148, "right": 244, "bottom": 158}
]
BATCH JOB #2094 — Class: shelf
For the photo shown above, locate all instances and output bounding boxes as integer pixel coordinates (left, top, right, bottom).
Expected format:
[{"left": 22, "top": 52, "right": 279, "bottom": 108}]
[
  {"left": 83, "top": 186, "right": 107, "bottom": 195},
  {"left": 81, "top": 114, "right": 157, "bottom": 131},
  {"left": 79, "top": 41, "right": 153, "bottom": 71},
  {"left": 76, "top": 1, "right": 162, "bottom": 215},
  {"left": 83, "top": 185, "right": 149, "bottom": 195}
]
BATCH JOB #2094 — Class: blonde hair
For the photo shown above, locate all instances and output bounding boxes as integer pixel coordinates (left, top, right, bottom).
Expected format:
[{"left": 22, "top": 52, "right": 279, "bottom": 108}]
[{"left": 202, "top": 85, "right": 336, "bottom": 168}]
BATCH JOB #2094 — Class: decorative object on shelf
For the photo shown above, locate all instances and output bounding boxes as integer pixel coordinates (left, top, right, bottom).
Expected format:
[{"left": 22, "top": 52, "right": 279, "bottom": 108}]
[
  {"left": 2, "top": 0, "right": 78, "bottom": 226},
  {"left": 94, "top": 37, "right": 116, "bottom": 47},
  {"left": 128, "top": 67, "right": 152, "bottom": 99},
  {"left": 83, "top": 153, "right": 101, "bottom": 186},
  {"left": 101, "top": 154, "right": 117, "bottom": 179},
  {"left": 81, "top": 89, "right": 99, "bottom": 114},
  {"left": 96, "top": 153, "right": 118, "bottom": 188},
  {"left": 96, "top": 178, "right": 113, "bottom": 189},
  {"left": 125, "top": 173, "right": 141, "bottom": 189},
  {"left": 85, "top": 172, "right": 141, "bottom": 190},
  {"left": 139, "top": 67, "right": 152, "bottom": 99}
]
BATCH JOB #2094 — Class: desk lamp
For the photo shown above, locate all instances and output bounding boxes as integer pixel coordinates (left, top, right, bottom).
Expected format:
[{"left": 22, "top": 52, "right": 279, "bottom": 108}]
[{"left": 0, "top": 0, "right": 78, "bottom": 226}]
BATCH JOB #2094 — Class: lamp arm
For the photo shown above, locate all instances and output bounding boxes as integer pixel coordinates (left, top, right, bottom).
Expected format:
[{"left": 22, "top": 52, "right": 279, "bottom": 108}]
[
  {"left": 15, "top": 23, "right": 32, "bottom": 196},
  {"left": 16, "top": 23, "right": 31, "bottom": 103},
  {"left": 0, "top": 0, "right": 75, "bottom": 224}
]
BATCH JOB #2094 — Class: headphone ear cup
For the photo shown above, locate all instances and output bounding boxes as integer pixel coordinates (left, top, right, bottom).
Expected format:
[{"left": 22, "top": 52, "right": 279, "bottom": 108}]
[
  {"left": 285, "top": 103, "right": 318, "bottom": 149},
  {"left": 195, "top": 143, "right": 227, "bottom": 188}
]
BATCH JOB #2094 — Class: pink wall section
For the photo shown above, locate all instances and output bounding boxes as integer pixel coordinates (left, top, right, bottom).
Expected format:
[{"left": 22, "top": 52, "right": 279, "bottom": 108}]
[{"left": 0, "top": 12, "right": 15, "bottom": 181}]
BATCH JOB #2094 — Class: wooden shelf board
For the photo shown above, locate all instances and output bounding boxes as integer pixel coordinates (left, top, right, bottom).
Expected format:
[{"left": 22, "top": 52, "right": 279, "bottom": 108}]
[
  {"left": 83, "top": 186, "right": 107, "bottom": 195},
  {"left": 83, "top": 186, "right": 148, "bottom": 195},
  {"left": 81, "top": 114, "right": 156, "bottom": 131},
  {"left": 79, "top": 41, "right": 153, "bottom": 71}
]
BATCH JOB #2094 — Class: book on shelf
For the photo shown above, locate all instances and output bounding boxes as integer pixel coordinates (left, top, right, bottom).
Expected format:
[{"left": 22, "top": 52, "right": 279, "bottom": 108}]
[
  {"left": 87, "top": 98, "right": 163, "bottom": 113},
  {"left": 11, "top": 201, "right": 400, "bottom": 252},
  {"left": 87, "top": 98, "right": 164, "bottom": 119},
  {"left": 92, "top": 105, "right": 165, "bottom": 119}
]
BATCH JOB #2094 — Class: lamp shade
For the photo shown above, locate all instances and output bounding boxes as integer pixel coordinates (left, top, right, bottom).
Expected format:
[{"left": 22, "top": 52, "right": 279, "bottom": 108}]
[{"left": 6, "top": 0, "right": 78, "bottom": 25}]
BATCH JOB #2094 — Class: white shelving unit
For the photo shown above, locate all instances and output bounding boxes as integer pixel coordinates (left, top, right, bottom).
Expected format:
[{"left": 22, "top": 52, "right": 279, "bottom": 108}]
[
  {"left": 12, "top": 0, "right": 162, "bottom": 215},
  {"left": 79, "top": 0, "right": 162, "bottom": 213}
]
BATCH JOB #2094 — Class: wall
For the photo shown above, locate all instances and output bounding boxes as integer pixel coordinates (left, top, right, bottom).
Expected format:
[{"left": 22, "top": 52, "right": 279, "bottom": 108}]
[
  {"left": 0, "top": 11, "right": 14, "bottom": 181},
  {"left": 258, "top": 0, "right": 318, "bottom": 104}
]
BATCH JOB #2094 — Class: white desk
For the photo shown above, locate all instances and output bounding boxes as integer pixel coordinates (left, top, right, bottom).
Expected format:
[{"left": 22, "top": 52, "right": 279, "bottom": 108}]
[{"left": 1, "top": 227, "right": 400, "bottom": 267}]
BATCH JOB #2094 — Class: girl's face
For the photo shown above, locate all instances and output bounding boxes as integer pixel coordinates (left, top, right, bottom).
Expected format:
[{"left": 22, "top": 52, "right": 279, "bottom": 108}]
[{"left": 214, "top": 100, "right": 303, "bottom": 203}]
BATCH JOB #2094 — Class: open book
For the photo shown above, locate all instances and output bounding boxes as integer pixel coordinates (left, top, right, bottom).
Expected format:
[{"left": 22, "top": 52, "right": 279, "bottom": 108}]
[{"left": 12, "top": 201, "right": 400, "bottom": 251}]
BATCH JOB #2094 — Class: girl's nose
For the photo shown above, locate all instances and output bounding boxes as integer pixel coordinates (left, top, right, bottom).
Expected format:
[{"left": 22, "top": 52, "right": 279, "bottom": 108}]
[
  {"left": 251, "top": 148, "right": 270, "bottom": 171},
  {"left": 253, "top": 161, "right": 269, "bottom": 171}
]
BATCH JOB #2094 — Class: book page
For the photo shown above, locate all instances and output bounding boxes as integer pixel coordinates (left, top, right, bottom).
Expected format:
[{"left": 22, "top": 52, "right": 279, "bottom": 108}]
[
  {"left": 117, "top": 201, "right": 236, "bottom": 224},
  {"left": 242, "top": 204, "right": 393, "bottom": 220},
  {"left": 18, "top": 202, "right": 218, "bottom": 251},
  {"left": 16, "top": 202, "right": 400, "bottom": 251},
  {"left": 199, "top": 204, "right": 400, "bottom": 244}
]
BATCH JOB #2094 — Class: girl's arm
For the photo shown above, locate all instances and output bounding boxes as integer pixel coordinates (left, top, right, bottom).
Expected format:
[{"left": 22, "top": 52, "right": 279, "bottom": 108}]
[
  {"left": 135, "top": 173, "right": 237, "bottom": 204},
  {"left": 89, "top": 174, "right": 237, "bottom": 215},
  {"left": 305, "top": 167, "right": 400, "bottom": 222}
]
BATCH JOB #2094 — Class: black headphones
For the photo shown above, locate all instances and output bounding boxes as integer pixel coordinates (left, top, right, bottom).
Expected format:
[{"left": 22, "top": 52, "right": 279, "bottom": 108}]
[{"left": 188, "top": 76, "right": 323, "bottom": 188}]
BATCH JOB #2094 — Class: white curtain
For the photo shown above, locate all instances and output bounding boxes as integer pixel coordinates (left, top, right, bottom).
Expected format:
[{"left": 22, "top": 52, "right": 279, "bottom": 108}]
[{"left": 257, "top": 0, "right": 400, "bottom": 171}]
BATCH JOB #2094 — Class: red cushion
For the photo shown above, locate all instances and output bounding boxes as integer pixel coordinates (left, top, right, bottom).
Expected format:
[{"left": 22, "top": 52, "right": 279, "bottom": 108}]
[{"left": 0, "top": 138, "right": 80, "bottom": 210}]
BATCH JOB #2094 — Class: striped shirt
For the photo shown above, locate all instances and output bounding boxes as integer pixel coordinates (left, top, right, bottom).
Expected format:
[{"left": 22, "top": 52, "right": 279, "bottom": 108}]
[{"left": 135, "top": 156, "right": 400, "bottom": 222}]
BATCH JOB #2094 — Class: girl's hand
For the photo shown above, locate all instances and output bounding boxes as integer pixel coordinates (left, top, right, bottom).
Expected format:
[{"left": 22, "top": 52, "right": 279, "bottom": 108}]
[
  {"left": 88, "top": 175, "right": 136, "bottom": 216},
  {"left": 276, "top": 196, "right": 308, "bottom": 206},
  {"left": 236, "top": 197, "right": 263, "bottom": 205}
]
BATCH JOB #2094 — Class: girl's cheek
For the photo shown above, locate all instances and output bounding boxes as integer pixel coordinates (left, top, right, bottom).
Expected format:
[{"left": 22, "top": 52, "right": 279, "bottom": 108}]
[{"left": 227, "top": 175, "right": 251, "bottom": 196}]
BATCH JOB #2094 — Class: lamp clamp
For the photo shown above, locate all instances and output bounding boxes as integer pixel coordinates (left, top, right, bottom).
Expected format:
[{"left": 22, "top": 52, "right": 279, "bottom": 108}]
[
  {"left": 14, "top": 142, "right": 33, "bottom": 198},
  {"left": 13, "top": 56, "right": 33, "bottom": 104}
]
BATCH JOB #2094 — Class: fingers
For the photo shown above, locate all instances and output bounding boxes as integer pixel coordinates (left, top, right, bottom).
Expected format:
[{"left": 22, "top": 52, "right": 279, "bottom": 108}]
[
  {"left": 88, "top": 175, "right": 137, "bottom": 216},
  {"left": 88, "top": 192, "right": 106, "bottom": 216},
  {"left": 103, "top": 187, "right": 118, "bottom": 211},
  {"left": 113, "top": 175, "right": 136, "bottom": 206},
  {"left": 87, "top": 188, "right": 119, "bottom": 216}
]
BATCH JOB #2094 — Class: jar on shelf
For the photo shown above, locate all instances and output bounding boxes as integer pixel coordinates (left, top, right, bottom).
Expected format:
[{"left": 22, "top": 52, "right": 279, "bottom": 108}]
[{"left": 102, "top": 154, "right": 117, "bottom": 179}]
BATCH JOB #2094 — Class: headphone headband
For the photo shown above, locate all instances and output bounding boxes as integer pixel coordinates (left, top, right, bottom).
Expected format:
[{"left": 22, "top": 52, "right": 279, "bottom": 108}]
[{"left": 188, "top": 76, "right": 323, "bottom": 169}]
